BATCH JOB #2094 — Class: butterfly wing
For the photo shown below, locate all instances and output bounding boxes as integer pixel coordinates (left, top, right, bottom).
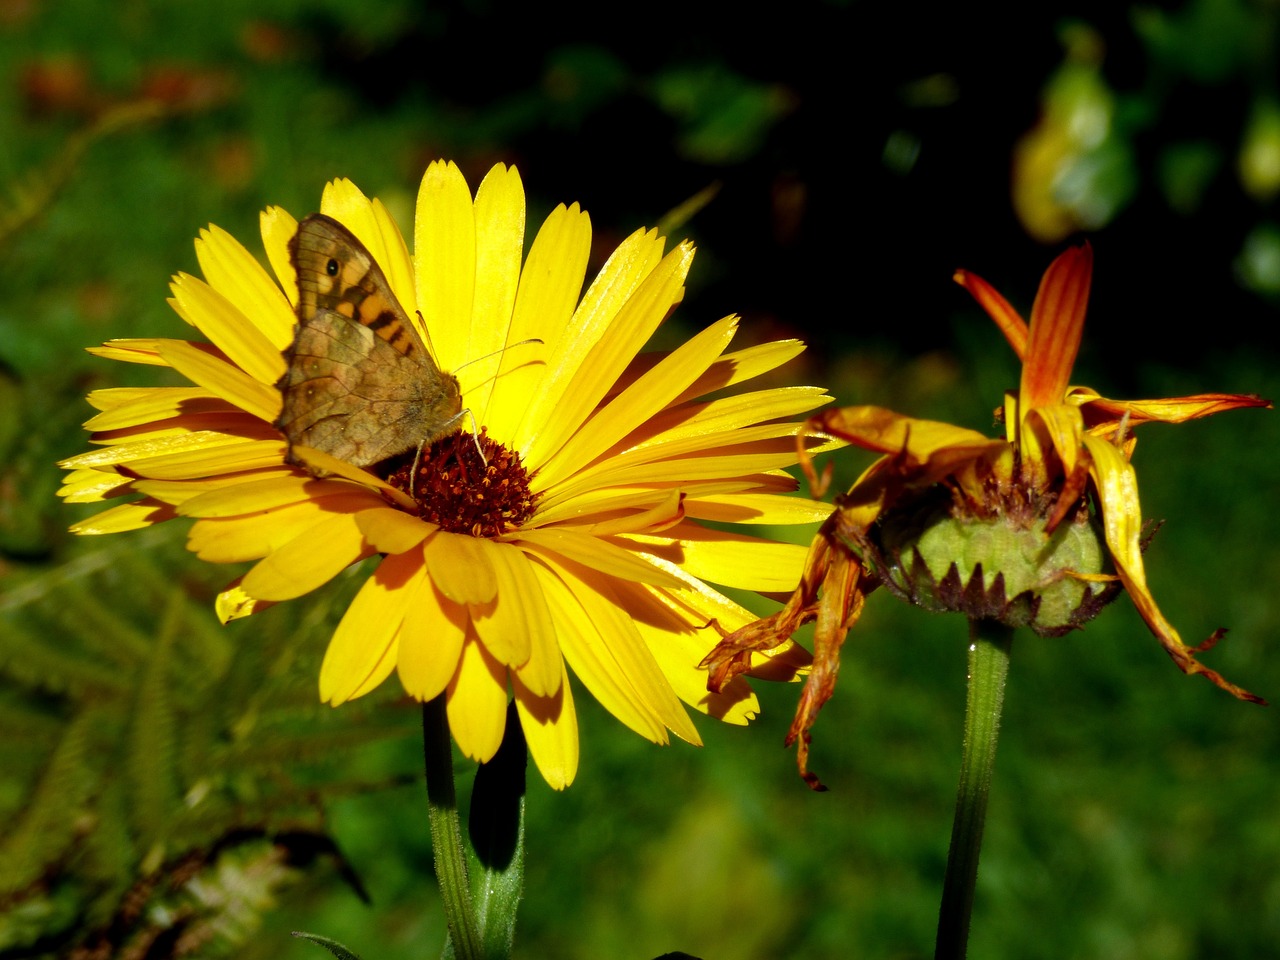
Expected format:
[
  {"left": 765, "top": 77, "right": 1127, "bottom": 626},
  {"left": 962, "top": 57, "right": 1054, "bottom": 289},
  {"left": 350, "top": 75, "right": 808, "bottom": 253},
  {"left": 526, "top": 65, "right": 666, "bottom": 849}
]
[
  {"left": 291, "top": 214, "right": 430, "bottom": 359},
  {"left": 276, "top": 214, "right": 462, "bottom": 468}
]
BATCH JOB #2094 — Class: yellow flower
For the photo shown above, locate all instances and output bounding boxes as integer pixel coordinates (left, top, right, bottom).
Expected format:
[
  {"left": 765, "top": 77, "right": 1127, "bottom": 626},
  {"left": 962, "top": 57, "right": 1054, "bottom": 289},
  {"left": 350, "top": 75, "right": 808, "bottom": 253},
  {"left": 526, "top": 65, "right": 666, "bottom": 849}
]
[
  {"left": 706, "top": 243, "right": 1270, "bottom": 787},
  {"left": 59, "top": 160, "right": 832, "bottom": 789}
]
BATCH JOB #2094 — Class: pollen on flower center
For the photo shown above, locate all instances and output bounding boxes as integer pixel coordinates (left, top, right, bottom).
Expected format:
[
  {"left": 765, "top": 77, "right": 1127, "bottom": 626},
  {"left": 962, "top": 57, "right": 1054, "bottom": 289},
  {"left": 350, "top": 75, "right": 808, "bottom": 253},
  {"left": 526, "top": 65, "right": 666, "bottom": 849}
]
[{"left": 387, "top": 429, "right": 537, "bottom": 537}]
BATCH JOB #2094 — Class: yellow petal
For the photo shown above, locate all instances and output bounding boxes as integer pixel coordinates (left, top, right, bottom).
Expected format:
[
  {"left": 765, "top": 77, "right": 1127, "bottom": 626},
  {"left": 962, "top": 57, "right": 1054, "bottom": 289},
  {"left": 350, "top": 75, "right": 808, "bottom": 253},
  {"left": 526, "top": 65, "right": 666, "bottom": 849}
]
[
  {"left": 631, "top": 385, "right": 833, "bottom": 450},
  {"left": 115, "top": 440, "right": 286, "bottom": 480},
  {"left": 646, "top": 575, "right": 811, "bottom": 682},
  {"left": 60, "top": 467, "right": 133, "bottom": 504},
  {"left": 572, "top": 489, "right": 685, "bottom": 538},
  {"left": 61, "top": 429, "right": 274, "bottom": 470},
  {"left": 240, "top": 511, "right": 373, "bottom": 601},
  {"left": 415, "top": 161, "right": 476, "bottom": 370},
  {"left": 134, "top": 468, "right": 296, "bottom": 506},
  {"left": 625, "top": 595, "right": 747, "bottom": 730},
  {"left": 532, "top": 485, "right": 688, "bottom": 528},
  {"left": 84, "top": 409, "right": 266, "bottom": 449},
  {"left": 533, "top": 242, "right": 694, "bottom": 476},
  {"left": 466, "top": 163, "right": 525, "bottom": 423},
  {"left": 546, "top": 315, "right": 739, "bottom": 484},
  {"left": 514, "top": 658, "right": 578, "bottom": 790},
  {"left": 260, "top": 205, "right": 299, "bottom": 308},
  {"left": 1026, "top": 401, "right": 1085, "bottom": 477},
  {"left": 471, "top": 544, "right": 560, "bottom": 695},
  {"left": 517, "top": 527, "right": 683, "bottom": 589},
  {"left": 596, "top": 420, "right": 818, "bottom": 476},
  {"left": 83, "top": 387, "right": 222, "bottom": 430},
  {"left": 69, "top": 499, "right": 177, "bottom": 534},
  {"left": 1074, "top": 389, "right": 1273, "bottom": 427},
  {"left": 621, "top": 524, "right": 810, "bottom": 593},
  {"left": 215, "top": 582, "right": 273, "bottom": 622},
  {"left": 809, "top": 405, "right": 1005, "bottom": 485},
  {"left": 282, "top": 446, "right": 417, "bottom": 511},
  {"left": 529, "top": 561, "right": 666, "bottom": 741},
  {"left": 153, "top": 339, "right": 281, "bottom": 422},
  {"left": 516, "top": 227, "right": 670, "bottom": 466},
  {"left": 486, "top": 201, "right": 592, "bottom": 442},
  {"left": 676, "top": 339, "right": 807, "bottom": 400},
  {"left": 320, "top": 550, "right": 421, "bottom": 703},
  {"left": 168, "top": 273, "right": 286, "bottom": 386},
  {"left": 466, "top": 538, "right": 534, "bottom": 669},
  {"left": 347, "top": 637, "right": 400, "bottom": 701},
  {"left": 397, "top": 579, "right": 467, "bottom": 700},
  {"left": 186, "top": 494, "right": 376, "bottom": 562},
  {"left": 531, "top": 477, "right": 803, "bottom": 528},
  {"left": 446, "top": 636, "right": 509, "bottom": 762},
  {"left": 180, "top": 475, "right": 379, "bottom": 517},
  {"left": 539, "top": 438, "right": 829, "bottom": 508},
  {"left": 422, "top": 529, "right": 498, "bottom": 605},
  {"left": 87, "top": 339, "right": 168, "bottom": 365},
  {"left": 544, "top": 557, "right": 698, "bottom": 744},
  {"left": 684, "top": 492, "right": 833, "bottom": 526},
  {"left": 355, "top": 506, "right": 434, "bottom": 554},
  {"left": 193, "top": 223, "right": 296, "bottom": 351},
  {"left": 1083, "top": 434, "right": 1262, "bottom": 703}
]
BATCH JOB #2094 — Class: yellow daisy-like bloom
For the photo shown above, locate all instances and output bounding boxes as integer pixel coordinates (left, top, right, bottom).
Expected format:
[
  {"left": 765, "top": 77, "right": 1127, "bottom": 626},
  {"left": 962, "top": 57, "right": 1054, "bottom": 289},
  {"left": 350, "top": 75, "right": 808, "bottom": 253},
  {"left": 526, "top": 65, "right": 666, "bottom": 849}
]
[
  {"left": 59, "top": 160, "right": 831, "bottom": 789},
  {"left": 707, "top": 243, "right": 1269, "bottom": 787}
]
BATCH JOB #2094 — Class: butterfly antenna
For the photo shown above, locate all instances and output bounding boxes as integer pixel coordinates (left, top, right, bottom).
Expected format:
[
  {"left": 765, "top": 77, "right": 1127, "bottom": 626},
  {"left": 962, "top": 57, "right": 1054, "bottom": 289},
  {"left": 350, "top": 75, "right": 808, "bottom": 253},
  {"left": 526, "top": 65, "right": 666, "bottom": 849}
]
[
  {"left": 409, "top": 441, "right": 426, "bottom": 500},
  {"left": 408, "top": 410, "right": 488, "bottom": 500},
  {"left": 463, "top": 409, "right": 486, "bottom": 468},
  {"left": 454, "top": 338, "right": 545, "bottom": 380}
]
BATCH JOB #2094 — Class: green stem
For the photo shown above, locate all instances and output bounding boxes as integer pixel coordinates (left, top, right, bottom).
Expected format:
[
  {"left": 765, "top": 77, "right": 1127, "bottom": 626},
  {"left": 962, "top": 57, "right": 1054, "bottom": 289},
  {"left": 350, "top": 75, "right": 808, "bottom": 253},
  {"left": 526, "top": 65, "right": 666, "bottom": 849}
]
[
  {"left": 934, "top": 619, "right": 1014, "bottom": 960},
  {"left": 422, "top": 696, "right": 483, "bottom": 960}
]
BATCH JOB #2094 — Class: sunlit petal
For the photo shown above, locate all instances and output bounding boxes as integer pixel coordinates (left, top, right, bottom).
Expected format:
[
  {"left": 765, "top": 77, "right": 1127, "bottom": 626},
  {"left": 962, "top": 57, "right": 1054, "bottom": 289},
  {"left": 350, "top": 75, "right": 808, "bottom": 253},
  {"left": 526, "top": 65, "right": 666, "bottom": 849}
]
[
  {"left": 320, "top": 550, "right": 423, "bottom": 704},
  {"left": 446, "top": 636, "right": 509, "bottom": 762},
  {"left": 397, "top": 578, "right": 467, "bottom": 701},
  {"left": 515, "top": 659, "right": 579, "bottom": 791}
]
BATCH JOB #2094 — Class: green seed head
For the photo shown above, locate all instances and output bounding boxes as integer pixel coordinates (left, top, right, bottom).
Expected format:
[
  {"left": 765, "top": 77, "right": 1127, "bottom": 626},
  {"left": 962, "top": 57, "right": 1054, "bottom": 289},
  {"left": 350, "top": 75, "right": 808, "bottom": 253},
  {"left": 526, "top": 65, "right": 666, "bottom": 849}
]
[{"left": 871, "top": 485, "right": 1118, "bottom": 635}]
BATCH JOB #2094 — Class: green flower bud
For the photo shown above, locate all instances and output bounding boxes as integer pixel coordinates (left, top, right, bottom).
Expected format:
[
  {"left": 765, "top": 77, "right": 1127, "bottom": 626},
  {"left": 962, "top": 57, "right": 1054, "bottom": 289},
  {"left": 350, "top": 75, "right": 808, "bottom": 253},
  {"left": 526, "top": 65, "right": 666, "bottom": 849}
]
[{"left": 872, "top": 488, "right": 1118, "bottom": 635}]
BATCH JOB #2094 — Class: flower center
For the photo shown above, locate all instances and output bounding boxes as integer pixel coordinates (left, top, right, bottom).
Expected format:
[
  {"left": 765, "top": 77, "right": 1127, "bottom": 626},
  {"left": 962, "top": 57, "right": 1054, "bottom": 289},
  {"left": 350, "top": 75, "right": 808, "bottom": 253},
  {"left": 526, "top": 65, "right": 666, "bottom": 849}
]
[{"left": 386, "top": 430, "right": 538, "bottom": 537}]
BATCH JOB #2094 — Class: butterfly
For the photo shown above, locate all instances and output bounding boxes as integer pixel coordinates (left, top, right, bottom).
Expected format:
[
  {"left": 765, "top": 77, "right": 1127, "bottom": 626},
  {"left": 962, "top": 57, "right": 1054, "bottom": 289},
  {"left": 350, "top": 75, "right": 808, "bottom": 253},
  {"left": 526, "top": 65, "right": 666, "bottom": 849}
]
[{"left": 275, "top": 213, "right": 464, "bottom": 470}]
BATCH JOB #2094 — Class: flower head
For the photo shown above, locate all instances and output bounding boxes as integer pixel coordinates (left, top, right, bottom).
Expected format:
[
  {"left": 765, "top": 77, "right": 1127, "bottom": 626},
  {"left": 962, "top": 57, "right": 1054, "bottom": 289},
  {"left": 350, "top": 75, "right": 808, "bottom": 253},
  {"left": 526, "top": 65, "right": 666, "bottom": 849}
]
[
  {"left": 706, "top": 243, "right": 1270, "bottom": 788},
  {"left": 59, "top": 160, "right": 833, "bottom": 789}
]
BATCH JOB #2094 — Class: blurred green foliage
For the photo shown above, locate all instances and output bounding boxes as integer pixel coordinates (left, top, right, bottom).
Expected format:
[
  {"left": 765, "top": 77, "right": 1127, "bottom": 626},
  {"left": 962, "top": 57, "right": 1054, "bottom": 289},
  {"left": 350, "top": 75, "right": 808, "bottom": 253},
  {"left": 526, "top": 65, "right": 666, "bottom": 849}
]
[{"left": 1, "top": 1, "right": 1277, "bottom": 958}]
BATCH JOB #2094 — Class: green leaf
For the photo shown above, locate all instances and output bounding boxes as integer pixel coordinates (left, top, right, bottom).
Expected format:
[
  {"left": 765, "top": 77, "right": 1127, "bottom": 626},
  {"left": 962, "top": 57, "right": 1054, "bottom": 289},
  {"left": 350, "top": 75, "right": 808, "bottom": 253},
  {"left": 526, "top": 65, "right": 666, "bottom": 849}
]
[{"left": 291, "top": 929, "right": 365, "bottom": 960}]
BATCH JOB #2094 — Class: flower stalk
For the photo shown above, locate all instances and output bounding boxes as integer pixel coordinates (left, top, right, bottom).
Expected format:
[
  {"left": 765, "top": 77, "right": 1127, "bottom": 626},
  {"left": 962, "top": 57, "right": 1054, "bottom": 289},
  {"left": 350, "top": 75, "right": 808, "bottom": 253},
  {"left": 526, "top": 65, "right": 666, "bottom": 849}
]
[
  {"left": 422, "top": 697, "right": 484, "bottom": 959},
  {"left": 934, "top": 620, "right": 1013, "bottom": 960}
]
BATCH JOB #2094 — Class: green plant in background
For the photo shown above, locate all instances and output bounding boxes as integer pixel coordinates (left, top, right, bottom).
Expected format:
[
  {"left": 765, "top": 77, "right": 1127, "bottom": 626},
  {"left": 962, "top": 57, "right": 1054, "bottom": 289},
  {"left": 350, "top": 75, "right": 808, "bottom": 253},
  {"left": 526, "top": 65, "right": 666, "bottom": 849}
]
[
  {"left": 0, "top": 530, "right": 416, "bottom": 955},
  {"left": 1015, "top": 4, "right": 1280, "bottom": 299},
  {"left": 706, "top": 243, "right": 1270, "bottom": 956}
]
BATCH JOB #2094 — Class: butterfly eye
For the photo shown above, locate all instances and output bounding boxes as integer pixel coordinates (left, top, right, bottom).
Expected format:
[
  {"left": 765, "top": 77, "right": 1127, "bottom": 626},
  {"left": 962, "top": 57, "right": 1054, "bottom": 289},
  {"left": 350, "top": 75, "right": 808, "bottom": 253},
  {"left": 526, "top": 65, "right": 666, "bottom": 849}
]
[{"left": 326, "top": 258, "right": 339, "bottom": 277}]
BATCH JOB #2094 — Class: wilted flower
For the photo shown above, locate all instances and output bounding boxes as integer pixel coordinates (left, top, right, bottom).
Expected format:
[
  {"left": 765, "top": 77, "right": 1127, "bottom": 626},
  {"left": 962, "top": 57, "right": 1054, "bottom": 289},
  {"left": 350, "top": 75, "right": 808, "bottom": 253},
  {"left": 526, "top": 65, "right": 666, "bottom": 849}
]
[{"left": 706, "top": 243, "right": 1269, "bottom": 786}]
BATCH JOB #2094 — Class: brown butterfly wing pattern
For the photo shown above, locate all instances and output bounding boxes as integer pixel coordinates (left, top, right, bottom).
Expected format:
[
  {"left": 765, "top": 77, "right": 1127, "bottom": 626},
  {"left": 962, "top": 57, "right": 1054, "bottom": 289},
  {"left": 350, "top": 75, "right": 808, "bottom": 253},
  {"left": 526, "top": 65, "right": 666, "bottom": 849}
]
[{"left": 276, "top": 214, "right": 463, "bottom": 468}]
